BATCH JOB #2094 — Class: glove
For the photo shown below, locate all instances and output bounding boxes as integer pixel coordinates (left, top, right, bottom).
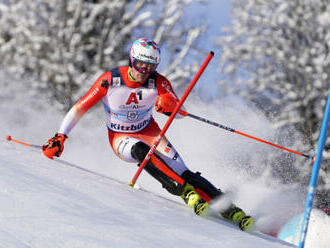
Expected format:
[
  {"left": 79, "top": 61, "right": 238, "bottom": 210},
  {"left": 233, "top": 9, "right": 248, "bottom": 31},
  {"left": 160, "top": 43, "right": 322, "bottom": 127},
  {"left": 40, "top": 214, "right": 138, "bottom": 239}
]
[
  {"left": 155, "top": 93, "right": 178, "bottom": 116},
  {"left": 42, "top": 133, "right": 67, "bottom": 159}
]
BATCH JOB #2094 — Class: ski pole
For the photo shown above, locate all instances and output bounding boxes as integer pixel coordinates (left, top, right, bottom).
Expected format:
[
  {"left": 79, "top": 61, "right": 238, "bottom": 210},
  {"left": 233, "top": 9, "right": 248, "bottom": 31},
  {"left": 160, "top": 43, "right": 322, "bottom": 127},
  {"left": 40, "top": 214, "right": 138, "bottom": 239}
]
[
  {"left": 178, "top": 111, "right": 315, "bottom": 161},
  {"left": 129, "top": 51, "right": 215, "bottom": 187},
  {"left": 5, "top": 135, "right": 42, "bottom": 149}
]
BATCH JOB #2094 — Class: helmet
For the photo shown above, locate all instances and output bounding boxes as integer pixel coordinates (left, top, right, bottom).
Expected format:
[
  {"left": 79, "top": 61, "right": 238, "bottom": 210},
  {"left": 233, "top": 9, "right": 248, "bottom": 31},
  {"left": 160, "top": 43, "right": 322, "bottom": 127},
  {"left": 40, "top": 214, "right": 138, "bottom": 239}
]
[{"left": 129, "top": 38, "right": 161, "bottom": 73}]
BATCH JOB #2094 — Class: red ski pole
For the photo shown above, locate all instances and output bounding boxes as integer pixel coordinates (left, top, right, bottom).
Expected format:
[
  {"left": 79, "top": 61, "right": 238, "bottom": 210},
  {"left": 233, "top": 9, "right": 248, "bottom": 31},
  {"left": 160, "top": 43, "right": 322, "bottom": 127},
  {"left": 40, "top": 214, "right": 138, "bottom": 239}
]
[
  {"left": 5, "top": 135, "right": 42, "bottom": 149},
  {"left": 129, "top": 51, "right": 214, "bottom": 187},
  {"left": 178, "top": 111, "right": 315, "bottom": 161}
]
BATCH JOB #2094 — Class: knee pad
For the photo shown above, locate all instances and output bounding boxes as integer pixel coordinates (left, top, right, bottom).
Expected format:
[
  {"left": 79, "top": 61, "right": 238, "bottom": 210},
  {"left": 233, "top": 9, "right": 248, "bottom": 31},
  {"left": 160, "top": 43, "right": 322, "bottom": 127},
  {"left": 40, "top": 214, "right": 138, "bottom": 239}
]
[{"left": 131, "top": 141, "right": 149, "bottom": 162}]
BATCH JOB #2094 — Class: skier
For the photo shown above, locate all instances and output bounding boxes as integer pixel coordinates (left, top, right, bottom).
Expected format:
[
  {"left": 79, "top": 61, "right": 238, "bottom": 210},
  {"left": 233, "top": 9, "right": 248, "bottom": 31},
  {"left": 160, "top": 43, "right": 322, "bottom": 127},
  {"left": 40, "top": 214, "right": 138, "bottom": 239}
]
[{"left": 42, "top": 38, "right": 254, "bottom": 231}]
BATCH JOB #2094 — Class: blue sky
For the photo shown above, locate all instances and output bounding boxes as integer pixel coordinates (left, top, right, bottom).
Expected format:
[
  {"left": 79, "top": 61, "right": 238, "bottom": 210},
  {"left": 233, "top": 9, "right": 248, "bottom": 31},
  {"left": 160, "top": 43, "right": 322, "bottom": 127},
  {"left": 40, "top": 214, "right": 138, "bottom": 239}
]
[{"left": 185, "top": 0, "right": 233, "bottom": 101}]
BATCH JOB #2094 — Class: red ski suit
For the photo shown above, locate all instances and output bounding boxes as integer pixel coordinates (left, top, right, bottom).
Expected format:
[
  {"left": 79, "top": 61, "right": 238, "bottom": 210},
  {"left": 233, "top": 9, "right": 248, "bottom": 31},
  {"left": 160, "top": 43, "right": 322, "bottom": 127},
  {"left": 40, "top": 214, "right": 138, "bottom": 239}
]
[
  {"left": 58, "top": 66, "right": 188, "bottom": 186},
  {"left": 58, "top": 66, "right": 220, "bottom": 202}
]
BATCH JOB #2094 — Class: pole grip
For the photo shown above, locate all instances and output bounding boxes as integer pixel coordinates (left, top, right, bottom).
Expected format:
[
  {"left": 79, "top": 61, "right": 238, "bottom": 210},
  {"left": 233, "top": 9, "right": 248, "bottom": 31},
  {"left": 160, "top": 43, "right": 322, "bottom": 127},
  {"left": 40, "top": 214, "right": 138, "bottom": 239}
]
[{"left": 130, "top": 51, "right": 214, "bottom": 187}]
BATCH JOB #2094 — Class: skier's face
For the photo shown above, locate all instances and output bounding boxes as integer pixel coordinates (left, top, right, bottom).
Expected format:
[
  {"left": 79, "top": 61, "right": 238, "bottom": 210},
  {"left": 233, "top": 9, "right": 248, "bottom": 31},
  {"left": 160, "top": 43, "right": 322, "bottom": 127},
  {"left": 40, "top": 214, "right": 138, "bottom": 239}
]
[{"left": 131, "top": 61, "right": 154, "bottom": 82}]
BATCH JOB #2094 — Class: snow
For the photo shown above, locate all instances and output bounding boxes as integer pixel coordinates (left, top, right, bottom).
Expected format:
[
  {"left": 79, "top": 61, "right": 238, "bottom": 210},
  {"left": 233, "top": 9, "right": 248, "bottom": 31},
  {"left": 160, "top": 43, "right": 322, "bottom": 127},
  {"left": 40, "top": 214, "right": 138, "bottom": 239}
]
[
  {"left": 0, "top": 141, "right": 294, "bottom": 248},
  {"left": 1, "top": 73, "right": 329, "bottom": 247}
]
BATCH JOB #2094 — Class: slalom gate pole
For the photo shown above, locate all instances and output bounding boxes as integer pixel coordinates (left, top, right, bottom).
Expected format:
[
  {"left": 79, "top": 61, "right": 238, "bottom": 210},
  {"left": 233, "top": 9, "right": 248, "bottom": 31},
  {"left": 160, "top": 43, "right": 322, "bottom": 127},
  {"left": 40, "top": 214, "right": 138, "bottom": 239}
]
[
  {"left": 178, "top": 111, "right": 315, "bottom": 161},
  {"left": 5, "top": 135, "right": 42, "bottom": 149},
  {"left": 298, "top": 88, "right": 330, "bottom": 248},
  {"left": 129, "top": 51, "right": 214, "bottom": 187}
]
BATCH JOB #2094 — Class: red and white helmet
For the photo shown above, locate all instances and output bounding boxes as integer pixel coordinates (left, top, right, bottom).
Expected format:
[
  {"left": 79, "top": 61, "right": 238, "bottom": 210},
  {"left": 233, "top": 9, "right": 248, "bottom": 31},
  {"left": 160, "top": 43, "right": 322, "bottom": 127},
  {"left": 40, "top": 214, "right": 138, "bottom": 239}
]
[{"left": 129, "top": 38, "right": 161, "bottom": 73}]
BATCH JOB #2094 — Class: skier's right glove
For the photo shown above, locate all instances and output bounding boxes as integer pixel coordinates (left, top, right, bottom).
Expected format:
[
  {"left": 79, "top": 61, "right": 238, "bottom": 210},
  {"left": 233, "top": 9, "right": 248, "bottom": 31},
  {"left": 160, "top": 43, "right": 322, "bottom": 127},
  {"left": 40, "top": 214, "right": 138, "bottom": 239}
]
[{"left": 42, "top": 133, "right": 67, "bottom": 159}]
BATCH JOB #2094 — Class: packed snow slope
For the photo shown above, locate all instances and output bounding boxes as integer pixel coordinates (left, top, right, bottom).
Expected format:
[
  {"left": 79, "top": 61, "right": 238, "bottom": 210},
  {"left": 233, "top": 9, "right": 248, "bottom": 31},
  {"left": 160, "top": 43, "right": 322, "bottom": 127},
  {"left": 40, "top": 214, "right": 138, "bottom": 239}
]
[
  {"left": 1, "top": 72, "right": 329, "bottom": 247},
  {"left": 0, "top": 141, "right": 294, "bottom": 248}
]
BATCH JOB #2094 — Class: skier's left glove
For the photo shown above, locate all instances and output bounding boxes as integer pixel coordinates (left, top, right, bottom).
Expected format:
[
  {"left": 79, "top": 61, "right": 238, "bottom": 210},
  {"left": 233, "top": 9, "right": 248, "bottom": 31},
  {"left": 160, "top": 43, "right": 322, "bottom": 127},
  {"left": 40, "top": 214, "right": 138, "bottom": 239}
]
[
  {"left": 42, "top": 133, "right": 68, "bottom": 159},
  {"left": 155, "top": 92, "right": 178, "bottom": 116}
]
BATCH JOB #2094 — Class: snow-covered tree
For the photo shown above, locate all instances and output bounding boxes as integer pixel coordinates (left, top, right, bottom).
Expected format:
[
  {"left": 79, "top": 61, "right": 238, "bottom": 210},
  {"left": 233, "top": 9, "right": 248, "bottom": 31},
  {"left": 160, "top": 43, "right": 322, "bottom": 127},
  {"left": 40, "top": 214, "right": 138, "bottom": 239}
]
[
  {"left": 0, "top": 0, "right": 207, "bottom": 110},
  {"left": 216, "top": 0, "right": 330, "bottom": 208}
]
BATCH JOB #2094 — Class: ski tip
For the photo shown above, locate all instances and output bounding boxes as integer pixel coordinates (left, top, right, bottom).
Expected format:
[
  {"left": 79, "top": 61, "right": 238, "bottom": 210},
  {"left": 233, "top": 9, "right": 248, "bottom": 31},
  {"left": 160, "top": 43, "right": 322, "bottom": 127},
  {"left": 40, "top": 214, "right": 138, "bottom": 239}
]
[
  {"left": 5, "top": 135, "right": 12, "bottom": 141},
  {"left": 210, "top": 51, "right": 215, "bottom": 56}
]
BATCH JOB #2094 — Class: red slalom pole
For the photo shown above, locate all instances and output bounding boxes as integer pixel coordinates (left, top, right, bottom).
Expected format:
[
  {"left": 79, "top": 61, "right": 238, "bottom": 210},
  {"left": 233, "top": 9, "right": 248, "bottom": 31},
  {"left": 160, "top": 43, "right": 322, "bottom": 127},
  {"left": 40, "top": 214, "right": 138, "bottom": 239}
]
[{"left": 129, "top": 51, "right": 214, "bottom": 187}]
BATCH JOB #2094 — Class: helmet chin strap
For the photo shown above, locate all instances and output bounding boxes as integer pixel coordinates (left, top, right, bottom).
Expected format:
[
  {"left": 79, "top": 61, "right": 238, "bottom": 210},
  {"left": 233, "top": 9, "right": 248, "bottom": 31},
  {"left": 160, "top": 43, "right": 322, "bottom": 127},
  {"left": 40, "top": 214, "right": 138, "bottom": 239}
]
[{"left": 128, "top": 67, "right": 138, "bottom": 82}]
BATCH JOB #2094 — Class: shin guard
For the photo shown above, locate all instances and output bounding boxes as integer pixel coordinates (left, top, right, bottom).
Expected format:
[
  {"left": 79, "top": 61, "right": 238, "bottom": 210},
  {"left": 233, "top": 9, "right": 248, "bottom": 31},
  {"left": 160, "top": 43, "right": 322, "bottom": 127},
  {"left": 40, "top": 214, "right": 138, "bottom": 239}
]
[{"left": 131, "top": 141, "right": 185, "bottom": 195}]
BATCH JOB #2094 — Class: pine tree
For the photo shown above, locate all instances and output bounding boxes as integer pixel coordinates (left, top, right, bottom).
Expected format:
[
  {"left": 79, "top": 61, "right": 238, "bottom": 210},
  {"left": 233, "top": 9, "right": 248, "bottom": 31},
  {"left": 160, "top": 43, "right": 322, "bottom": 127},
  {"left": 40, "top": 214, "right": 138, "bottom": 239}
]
[
  {"left": 217, "top": 0, "right": 330, "bottom": 208},
  {"left": 0, "top": 0, "right": 207, "bottom": 110}
]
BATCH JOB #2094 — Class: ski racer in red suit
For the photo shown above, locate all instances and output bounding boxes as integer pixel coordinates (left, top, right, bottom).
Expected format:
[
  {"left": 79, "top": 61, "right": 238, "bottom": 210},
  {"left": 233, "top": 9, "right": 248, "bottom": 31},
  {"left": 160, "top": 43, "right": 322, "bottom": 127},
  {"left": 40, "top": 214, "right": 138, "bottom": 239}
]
[{"left": 42, "top": 38, "right": 254, "bottom": 231}]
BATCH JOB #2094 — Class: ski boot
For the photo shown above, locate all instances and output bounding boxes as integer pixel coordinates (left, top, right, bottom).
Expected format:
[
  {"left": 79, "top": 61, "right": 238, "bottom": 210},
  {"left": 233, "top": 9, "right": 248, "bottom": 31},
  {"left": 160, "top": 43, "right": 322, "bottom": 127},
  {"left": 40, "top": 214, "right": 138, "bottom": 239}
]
[
  {"left": 194, "top": 199, "right": 209, "bottom": 216},
  {"left": 181, "top": 184, "right": 209, "bottom": 216},
  {"left": 221, "top": 204, "right": 254, "bottom": 231}
]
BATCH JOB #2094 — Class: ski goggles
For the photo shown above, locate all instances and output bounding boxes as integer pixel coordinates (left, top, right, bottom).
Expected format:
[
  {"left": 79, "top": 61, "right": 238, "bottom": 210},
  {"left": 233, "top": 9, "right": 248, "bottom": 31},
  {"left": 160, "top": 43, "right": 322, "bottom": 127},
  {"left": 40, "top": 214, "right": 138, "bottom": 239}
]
[{"left": 132, "top": 59, "right": 158, "bottom": 74}]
